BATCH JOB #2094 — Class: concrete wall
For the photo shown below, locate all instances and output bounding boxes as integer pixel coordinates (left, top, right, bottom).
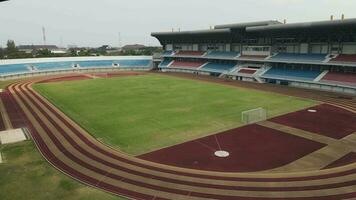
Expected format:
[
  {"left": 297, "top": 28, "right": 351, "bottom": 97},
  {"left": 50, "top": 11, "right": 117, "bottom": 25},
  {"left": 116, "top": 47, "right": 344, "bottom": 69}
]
[{"left": 0, "top": 56, "right": 153, "bottom": 66}]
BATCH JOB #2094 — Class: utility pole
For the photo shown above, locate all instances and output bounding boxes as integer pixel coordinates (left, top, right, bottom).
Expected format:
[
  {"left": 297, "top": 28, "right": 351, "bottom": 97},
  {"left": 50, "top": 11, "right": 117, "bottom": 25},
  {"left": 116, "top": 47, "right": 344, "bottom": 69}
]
[
  {"left": 42, "top": 27, "right": 47, "bottom": 46},
  {"left": 118, "top": 32, "right": 122, "bottom": 48}
]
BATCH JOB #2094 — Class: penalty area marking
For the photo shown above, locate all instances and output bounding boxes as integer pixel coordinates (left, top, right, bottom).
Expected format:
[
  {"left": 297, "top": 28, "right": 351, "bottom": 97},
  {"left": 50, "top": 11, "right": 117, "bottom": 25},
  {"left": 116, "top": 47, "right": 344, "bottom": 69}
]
[
  {"left": 308, "top": 109, "right": 317, "bottom": 113},
  {"left": 214, "top": 151, "right": 230, "bottom": 158},
  {"left": 0, "top": 152, "right": 2, "bottom": 164}
]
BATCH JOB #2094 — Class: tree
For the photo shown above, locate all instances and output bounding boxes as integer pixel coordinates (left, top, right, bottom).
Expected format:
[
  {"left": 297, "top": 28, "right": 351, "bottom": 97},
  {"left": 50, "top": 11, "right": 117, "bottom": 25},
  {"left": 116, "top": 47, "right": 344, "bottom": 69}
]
[
  {"left": 6, "top": 40, "right": 17, "bottom": 53},
  {"left": 36, "top": 48, "right": 54, "bottom": 58},
  {"left": 0, "top": 47, "right": 4, "bottom": 59},
  {"left": 69, "top": 48, "right": 78, "bottom": 56}
]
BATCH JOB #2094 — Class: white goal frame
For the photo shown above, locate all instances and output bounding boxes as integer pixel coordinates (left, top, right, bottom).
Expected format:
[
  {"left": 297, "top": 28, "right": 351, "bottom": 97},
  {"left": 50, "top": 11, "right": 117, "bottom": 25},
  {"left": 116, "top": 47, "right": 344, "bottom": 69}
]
[{"left": 241, "top": 108, "right": 267, "bottom": 124}]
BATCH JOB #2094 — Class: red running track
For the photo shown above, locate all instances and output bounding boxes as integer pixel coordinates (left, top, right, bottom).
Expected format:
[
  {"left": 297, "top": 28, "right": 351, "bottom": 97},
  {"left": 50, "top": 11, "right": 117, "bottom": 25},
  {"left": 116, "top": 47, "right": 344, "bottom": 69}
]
[{"left": 3, "top": 75, "right": 356, "bottom": 200}]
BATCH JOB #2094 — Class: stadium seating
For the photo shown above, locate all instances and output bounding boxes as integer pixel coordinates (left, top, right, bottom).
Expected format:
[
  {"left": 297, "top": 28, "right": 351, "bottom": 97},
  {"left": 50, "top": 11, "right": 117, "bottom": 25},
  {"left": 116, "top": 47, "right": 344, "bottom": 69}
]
[
  {"left": 162, "top": 51, "right": 174, "bottom": 56},
  {"left": 205, "top": 51, "right": 239, "bottom": 58},
  {"left": 200, "top": 62, "right": 236, "bottom": 73},
  {"left": 170, "top": 60, "right": 206, "bottom": 68},
  {"left": 34, "top": 62, "right": 74, "bottom": 71},
  {"left": 159, "top": 59, "right": 172, "bottom": 68},
  {"left": 175, "top": 51, "right": 205, "bottom": 56},
  {"left": 238, "top": 68, "right": 257, "bottom": 74},
  {"left": 239, "top": 55, "right": 268, "bottom": 60},
  {"left": 269, "top": 53, "right": 327, "bottom": 62},
  {"left": 77, "top": 60, "right": 151, "bottom": 68},
  {"left": 0, "top": 64, "right": 30, "bottom": 75},
  {"left": 262, "top": 67, "right": 322, "bottom": 81},
  {"left": 115, "top": 60, "right": 151, "bottom": 68},
  {"left": 321, "top": 72, "right": 356, "bottom": 86},
  {"left": 330, "top": 54, "right": 356, "bottom": 63},
  {"left": 0, "top": 59, "right": 152, "bottom": 76},
  {"left": 76, "top": 60, "right": 115, "bottom": 68}
]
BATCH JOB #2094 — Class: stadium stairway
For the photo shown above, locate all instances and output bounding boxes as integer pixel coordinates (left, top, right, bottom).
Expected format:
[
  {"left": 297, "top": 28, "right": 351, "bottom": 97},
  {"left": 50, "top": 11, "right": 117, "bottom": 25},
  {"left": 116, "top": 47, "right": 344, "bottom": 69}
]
[{"left": 313, "top": 70, "right": 329, "bottom": 82}]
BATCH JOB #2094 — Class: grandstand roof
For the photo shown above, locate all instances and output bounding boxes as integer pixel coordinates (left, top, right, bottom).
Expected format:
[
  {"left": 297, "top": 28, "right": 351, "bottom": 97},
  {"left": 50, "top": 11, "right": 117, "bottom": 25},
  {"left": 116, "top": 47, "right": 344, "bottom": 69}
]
[
  {"left": 246, "top": 18, "right": 356, "bottom": 32},
  {"left": 151, "top": 28, "right": 231, "bottom": 37},
  {"left": 214, "top": 20, "right": 281, "bottom": 29},
  {"left": 152, "top": 18, "right": 356, "bottom": 44}
]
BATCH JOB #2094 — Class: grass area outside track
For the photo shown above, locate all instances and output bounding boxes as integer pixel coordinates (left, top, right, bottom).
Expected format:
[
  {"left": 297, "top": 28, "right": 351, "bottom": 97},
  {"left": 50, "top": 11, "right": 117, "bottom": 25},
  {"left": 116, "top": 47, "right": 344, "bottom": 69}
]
[
  {"left": 0, "top": 79, "right": 20, "bottom": 89},
  {"left": 0, "top": 141, "right": 125, "bottom": 200},
  {"left": 34, "top": 74, "right": 317, "bottom": 155}
]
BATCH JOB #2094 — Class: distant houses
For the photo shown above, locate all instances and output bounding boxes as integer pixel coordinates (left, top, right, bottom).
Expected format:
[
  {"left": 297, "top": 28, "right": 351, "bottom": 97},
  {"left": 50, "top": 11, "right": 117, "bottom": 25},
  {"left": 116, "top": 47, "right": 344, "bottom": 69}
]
[{"left": 17, "top": 45, "right": 67, "bottom": 54}]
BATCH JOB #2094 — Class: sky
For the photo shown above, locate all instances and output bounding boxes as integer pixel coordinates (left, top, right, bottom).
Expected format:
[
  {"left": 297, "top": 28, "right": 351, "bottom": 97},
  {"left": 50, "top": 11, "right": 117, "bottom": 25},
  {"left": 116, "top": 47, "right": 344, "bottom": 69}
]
[{"left": 0, "top": 0, "right": 356, "bottom": 48}]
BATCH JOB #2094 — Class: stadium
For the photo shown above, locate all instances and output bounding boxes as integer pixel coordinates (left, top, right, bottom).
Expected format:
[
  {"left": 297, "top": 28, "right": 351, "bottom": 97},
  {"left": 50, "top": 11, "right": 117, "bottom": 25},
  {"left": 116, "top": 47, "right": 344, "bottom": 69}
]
[{"left": 1, "top": 15, "right": 356, "bottom": 200}]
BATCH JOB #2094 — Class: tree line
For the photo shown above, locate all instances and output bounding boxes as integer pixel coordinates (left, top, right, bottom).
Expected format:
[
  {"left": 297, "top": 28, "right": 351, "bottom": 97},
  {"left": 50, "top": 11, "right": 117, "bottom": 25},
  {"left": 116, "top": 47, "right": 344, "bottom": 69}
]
[{"left": 0, "top": 40, "right": 162, "bottom": 59}]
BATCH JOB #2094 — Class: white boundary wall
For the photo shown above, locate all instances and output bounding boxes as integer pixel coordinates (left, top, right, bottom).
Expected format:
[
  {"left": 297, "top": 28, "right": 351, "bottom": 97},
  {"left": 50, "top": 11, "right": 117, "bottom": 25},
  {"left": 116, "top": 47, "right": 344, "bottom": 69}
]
[{"left": 0, "top": 56, "right": 152, "bottom": 65}]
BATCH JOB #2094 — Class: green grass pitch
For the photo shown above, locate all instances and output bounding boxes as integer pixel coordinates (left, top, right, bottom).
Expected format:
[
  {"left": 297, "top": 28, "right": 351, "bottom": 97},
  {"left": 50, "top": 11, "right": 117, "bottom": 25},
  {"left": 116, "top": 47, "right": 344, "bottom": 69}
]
[
  {"left": 34, "top": 74, "right": 317, "bottom": 155},
  {"left": 0, "top": 141, "right": 125, "bottom": 200}
]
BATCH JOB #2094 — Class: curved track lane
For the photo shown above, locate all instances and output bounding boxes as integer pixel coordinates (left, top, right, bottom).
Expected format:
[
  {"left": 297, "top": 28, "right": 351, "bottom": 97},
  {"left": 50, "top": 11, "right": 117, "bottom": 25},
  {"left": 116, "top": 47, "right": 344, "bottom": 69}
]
[{"left": 6, "top": 76, "right": 356, "bottom": 200}]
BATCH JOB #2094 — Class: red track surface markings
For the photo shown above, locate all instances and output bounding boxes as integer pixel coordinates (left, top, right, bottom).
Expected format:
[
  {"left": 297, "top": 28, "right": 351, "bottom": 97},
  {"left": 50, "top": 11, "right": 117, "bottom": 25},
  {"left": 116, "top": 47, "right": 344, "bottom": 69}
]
[
  {"left": 139, "top": 124, "right": 325, "bottom": 172},
  {"left": 324, "top": 153, "right": 356, "bottom": 169},
  {"left": 0, "top": 90, "right": 27, "bottom": 128},
  {"left": 269, "top": 104, "right": 356, "bottom": 139},
  {"left": 93, "top": 72, "right": 145, "bottom": 78},
  {"left": 38, "top": 74, "right": 92, "bottom": 83}
]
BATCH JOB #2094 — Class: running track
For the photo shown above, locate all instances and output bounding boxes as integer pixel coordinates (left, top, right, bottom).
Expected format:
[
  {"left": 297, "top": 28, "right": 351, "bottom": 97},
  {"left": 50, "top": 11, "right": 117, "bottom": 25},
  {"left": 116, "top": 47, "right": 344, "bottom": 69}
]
[{"left": 5, "top": 75, "right": 356, "bottom": 200}]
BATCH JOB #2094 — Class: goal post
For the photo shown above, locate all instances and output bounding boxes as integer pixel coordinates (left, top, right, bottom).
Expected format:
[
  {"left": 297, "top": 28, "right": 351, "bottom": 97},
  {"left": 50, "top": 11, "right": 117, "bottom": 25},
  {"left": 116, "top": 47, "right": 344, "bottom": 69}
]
[{"left": 241, "top": 108, "right": 267, "bottom": 124}]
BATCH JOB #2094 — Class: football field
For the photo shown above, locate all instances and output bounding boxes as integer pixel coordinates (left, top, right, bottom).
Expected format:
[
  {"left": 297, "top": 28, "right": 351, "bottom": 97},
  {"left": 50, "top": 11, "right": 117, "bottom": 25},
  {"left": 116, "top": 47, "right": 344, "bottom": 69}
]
[{"left": 33, "top": 74, "right": 317, "bottom": 155}]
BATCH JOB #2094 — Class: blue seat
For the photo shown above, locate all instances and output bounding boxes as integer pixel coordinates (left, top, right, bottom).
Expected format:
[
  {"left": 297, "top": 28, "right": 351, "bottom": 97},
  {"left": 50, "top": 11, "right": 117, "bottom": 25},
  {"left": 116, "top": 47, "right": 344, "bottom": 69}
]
[
  {"left": 159, "top": 59, "right": 172, "bottom": 68},
  {"left": 115, "top": 60, "right": 151, "bottom": 68},
  {"left": 0, "top": 59, "right": 151, "bottom": 76},
  {"left": 34, "top": 61, "right": 74, "bottom": 71},
  {"left": 0, "top": 64, "right": 30, "bottom": 75},
  {"left": 201, "top": 62, "right": 236, "bottom": 73},
  {"left": 76, "top": 60, "right": 114, "bottom": 68},
  {"left": 270, "top": 53, "right": 327, "bottom": 62},
  {"left": 262, "top": 68, "right": 322, "bottom": 81},
  {"left": 205, "top": 51, "right": 239, "bottom": 58},
  {"left": 162, "top": 51, "right": 174, "bottom": 56}
]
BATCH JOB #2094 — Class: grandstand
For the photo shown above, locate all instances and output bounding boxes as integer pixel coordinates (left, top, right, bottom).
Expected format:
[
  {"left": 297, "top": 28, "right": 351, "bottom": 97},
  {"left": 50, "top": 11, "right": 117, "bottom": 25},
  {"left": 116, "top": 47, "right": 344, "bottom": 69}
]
[
  {"left": 200, "top": 62, "right": 236, "bottom": 73},
  {"left": 169, "top": 60, "right": 206, "bottom": 69},
  {"left": 262, "top": 67, "right": 322, "bottom": 81},
  {"left": 238, "top": 68, "right": 258, "bottom": 74},
  {"left": 205, "top": 51, "right": 239, "bottom": 59},
  {"left": 152, "top": 18, "right": 356, "bottom": 95},
  {"left": 321, "top": 71, "right": 356, "bottom": 86},
  {"left": 330, "top": 54, "right": 356, "bottom": 63},
  {"left": 174, "top": 51, "right": 206, "bottom": 57},
  {"left": 0, "top": 64, "right": 31, "bottom": 75},
  {"left": 269, "top": 53, "right": 328, "bottom": 63},
  {"left": 0, "top": 57, "right": 152, "bottom": 79}
]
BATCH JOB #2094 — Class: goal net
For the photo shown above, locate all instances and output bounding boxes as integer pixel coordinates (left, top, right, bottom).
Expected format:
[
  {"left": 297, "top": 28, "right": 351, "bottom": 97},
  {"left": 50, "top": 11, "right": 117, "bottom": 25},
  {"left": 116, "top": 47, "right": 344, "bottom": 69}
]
[{"left": 241, "top": 108, "right": 267, "bottom": 124}]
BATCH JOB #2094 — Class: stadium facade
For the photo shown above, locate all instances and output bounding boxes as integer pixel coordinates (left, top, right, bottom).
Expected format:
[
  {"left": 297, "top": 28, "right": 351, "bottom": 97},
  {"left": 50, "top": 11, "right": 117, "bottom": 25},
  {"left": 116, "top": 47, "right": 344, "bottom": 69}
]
[{"left": 152, "top": 18, "right": 356, "bottom": 95}]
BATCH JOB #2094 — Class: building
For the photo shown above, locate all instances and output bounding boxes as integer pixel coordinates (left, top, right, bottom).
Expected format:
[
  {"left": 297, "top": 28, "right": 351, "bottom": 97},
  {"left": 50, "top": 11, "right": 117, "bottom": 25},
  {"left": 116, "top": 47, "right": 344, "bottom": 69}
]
[
  {"left": 152, "top": 18, "right": 356, "bottom": 95},
  {"left": 18, "top": 45, "right": 67, "bottom": 54},
  {"left": 121, "top": 44, "right": 146, "bottom": 52}
]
